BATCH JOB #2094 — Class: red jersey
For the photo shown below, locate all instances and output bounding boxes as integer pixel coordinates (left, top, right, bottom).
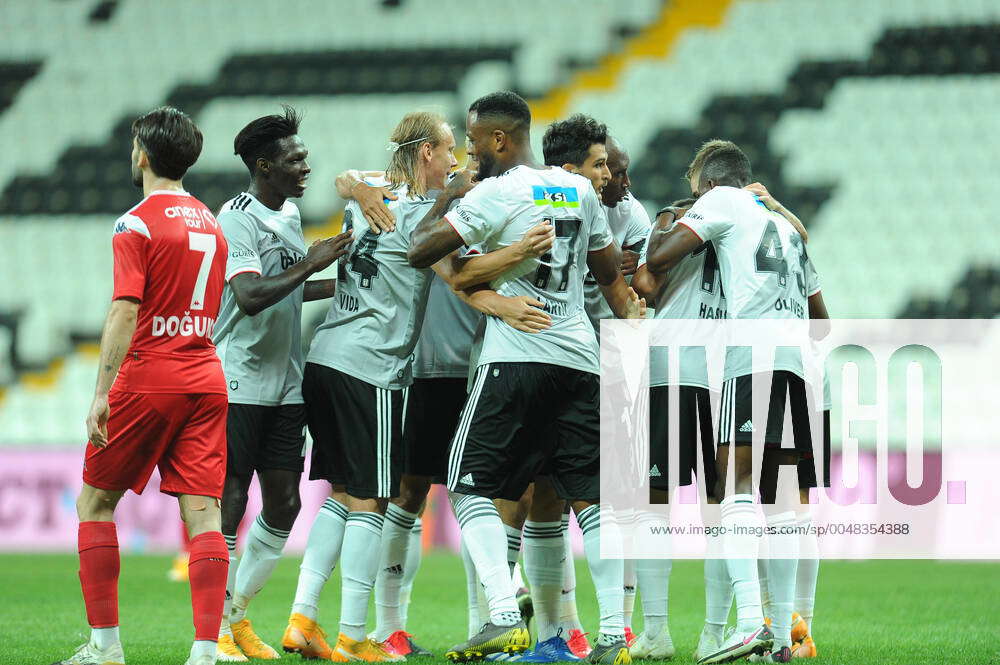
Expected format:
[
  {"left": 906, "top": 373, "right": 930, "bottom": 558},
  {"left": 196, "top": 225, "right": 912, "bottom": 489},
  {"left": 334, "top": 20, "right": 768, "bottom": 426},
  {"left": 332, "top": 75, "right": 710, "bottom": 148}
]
[{"left": 111, "top": 190, "right": 228, "bottom": 394}]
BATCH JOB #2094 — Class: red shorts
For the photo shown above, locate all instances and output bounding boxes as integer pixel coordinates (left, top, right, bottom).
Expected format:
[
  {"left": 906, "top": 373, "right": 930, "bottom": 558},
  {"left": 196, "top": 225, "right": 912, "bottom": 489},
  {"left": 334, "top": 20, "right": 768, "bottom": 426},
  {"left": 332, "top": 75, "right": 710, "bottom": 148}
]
[{"left": 83, "top": 391, "right": 228, "bottom": 499}]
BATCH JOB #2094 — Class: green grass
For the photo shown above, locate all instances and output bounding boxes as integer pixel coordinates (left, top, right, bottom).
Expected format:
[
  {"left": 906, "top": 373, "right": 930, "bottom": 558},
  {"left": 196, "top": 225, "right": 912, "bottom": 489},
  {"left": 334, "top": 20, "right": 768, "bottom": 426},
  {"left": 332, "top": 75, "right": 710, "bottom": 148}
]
[{"left": 1, "top": 554, "right": 997, "bottom": 664}]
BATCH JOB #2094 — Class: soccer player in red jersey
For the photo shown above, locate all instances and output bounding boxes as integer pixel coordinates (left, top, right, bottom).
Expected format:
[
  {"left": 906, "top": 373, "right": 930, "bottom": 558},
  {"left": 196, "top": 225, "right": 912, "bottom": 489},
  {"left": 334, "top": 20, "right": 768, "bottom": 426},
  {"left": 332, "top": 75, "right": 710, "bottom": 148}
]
[{"left": 56, "top": 107, "right": 230, "bottom": 665}]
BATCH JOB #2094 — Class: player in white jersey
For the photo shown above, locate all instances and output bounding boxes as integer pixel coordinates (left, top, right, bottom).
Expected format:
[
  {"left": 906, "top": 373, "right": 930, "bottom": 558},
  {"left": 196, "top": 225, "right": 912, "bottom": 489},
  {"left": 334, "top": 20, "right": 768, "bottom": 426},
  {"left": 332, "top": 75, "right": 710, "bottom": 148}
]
[
  {"left": 644, "top": 141, "right": 828, "bottom": 664},
  {"left": 588, "top": 138, "right": 651, "bottom": 335},
  {"left": 290, "top": 110, "right": 558, "bottom": 663},
  {"left": 408, "top": 91, "right": 644, "bottom": 664},
  {"left": 331, "top": 155, "right": 554, "bottom": 658},
  {"left": 539, "top": 115, "right": 656, "bottom": 658},
  {"left": 212, "top": 107, "right": 353, "bottom": 662}
]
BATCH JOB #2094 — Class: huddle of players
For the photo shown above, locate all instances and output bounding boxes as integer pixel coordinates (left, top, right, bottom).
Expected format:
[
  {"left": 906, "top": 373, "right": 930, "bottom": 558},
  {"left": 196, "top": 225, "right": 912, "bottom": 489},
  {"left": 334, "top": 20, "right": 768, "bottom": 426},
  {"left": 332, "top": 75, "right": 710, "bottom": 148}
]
[
  {"left": 210, "top": 91, "right": 828, "bottom": 665},
  {"left": 212, "top": 92, "right": 648, "bottom": 665},
  {"left": 58, "top": 90, "right": 826, "bottom": 665}
]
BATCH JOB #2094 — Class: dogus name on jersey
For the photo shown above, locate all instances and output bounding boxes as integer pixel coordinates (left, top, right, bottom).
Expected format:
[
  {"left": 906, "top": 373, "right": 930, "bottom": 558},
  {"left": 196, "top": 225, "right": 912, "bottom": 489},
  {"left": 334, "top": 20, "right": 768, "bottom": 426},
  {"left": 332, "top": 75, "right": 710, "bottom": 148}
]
[
  {"left": 444, "top": 166, "right": 613, "bottom": 375},
  {"left": 307, "top": 181, "right": 435, "bottom": 390},
  {"left": 110, "top": 190, "right": 228, "bottom": 394},
  {"left": 213, "top": 192, "right": 308, "bottom": 406}
]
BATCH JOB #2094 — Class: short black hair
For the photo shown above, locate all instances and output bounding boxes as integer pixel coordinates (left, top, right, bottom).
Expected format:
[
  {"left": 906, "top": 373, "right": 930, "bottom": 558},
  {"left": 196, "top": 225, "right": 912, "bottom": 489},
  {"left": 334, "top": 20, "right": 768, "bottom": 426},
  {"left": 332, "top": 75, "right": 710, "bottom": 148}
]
[
  {"left": 542, "top": 113, "right": 608, "bottom": 167},
  {"left": 131, "top": 106, "right": 202, "bottom": 180},
  {"left": 233, "top": 105, "right": 303, "bottom": 175},
  {"left": 468, "top": 91, "right": 531, "bottom": 135},
  {"left": 698, "top": 143, "right": 752, "bottom": 188}
]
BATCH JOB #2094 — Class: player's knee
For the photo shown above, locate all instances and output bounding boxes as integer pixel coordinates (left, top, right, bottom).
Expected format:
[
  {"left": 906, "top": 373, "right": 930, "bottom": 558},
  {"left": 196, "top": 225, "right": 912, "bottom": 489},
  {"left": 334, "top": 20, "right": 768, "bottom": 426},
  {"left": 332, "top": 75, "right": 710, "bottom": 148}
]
[
  {"left": 76, "top": 486, "right": 119, "bottom": 521},
  {"left": 397, "top": 476, "right": 430, "bottom": 513},
  {"left": 180, "top": 495, "right": 222, "bottom": 536},
  {"left": 264, "top": 489, "right": 302, "bottom": 531}
]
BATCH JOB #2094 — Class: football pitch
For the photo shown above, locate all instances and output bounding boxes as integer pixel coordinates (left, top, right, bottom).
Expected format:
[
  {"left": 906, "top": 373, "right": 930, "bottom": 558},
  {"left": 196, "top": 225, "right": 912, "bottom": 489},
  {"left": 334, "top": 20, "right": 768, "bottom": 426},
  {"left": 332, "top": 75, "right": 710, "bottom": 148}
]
[{"left": 2, "top": 554, "right": 996, "bottom": 665}]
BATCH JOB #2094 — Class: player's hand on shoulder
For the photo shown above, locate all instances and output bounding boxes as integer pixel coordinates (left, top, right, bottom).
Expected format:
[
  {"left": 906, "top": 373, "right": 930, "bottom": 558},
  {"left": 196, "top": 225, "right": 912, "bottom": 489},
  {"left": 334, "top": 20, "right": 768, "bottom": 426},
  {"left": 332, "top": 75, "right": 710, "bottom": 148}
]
[
  {"left": 445, "top": 169, "right": 477, "bottom": 199},
  {"left": 745, "top": 182, "right": 810, "bottom": 243},
  {"left": 306, "top": 232, "right": 353, "bottom": 272},
  {"left": 495, "top": 295, "right": 552, "bottom": 333},
  {"left": 514, "top": 220, "right": 555, "bottom": 259},
  {"left": 351, "top": 181, "right": 397, "bottom": 234},
  {"left": 744, "top": 182, "right": 777, "bottom": 209},
  {"left": 86, "top": 394, "right": 111, "bottom": 448},
  {"left": 620, "top": 249, "right": 641, "bottom": 276}
]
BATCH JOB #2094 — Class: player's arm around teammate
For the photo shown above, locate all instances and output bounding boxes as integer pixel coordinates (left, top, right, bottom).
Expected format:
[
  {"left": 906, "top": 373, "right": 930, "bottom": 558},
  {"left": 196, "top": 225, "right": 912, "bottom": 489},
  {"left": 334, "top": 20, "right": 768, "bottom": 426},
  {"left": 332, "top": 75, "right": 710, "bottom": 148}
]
[
  {"left": 339, "top": 165, "right": 557, "bottom": 334},
  {"left": 336, "top": 167, "right": 556, "bottom": 291}
]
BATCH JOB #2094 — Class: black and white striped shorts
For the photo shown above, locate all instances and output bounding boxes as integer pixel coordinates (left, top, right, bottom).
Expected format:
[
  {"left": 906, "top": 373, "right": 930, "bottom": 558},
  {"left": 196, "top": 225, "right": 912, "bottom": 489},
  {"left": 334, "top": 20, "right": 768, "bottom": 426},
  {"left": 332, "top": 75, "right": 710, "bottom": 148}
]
[{"left": 304, "top": 362, "right": 407, "bottom": 499}]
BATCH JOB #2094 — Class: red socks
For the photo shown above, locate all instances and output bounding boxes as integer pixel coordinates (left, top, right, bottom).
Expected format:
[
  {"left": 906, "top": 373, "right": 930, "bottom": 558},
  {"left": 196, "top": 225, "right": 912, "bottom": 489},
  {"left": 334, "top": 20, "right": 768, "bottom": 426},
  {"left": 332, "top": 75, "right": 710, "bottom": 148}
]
[
  {"left": 78, "top": 521, "right": 120, "bottom": 628},
  {"left": 188, "top": 531, "right": 229, "bottom": 641}
]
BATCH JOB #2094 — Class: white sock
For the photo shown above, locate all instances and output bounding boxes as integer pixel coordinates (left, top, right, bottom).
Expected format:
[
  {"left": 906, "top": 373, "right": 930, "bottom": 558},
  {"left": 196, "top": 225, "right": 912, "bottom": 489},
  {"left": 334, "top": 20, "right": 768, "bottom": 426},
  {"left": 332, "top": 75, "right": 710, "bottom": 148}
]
[
  {"left": 374, "top": 504, "right": 417, "bottom": 641},
  {"left": 512, "top": 561, "right": 526, "bottom": 589},
  {"left": 523, "top": 520, "right": 564, "bottom": 641},
  {"left": 232, "top": 515, "right": 289, "bottom": 623},
  {"left": 505, "top": 524, "right": 523, "bottom": 579},
  {"left": 461, "top": 539, "right": 483, "bottom": 638},
  {"left": 721, "top": 494, "right": 764, "bottom": 632},
  {"left": 765, "top": 512, "right": 799, "bottom": 649},
  {"left": 221, "top": 532, "right": 237, "bottom": 635},
  {"left": 704, "top": 533, "right": 732, "bottom": 640},
  {"left": 635, "top": 511, "right": 672, "bottom": 637},
  {"left": 292, "top": 497, "right": 348, "bottom": 620},
  {"left": 559, "top": 513, "right": 583, "bottom": 635},
  {"left": 399, "top": 517, "right": 423, "bottom": 629},
  {"left": 623, "top": 558, "right": 636, "bottom": 631},
  {"left": 578, "top": 505, "right": 624, "bottom": 640},
  {"left": 190, "top": 639, "right": 216, "bottom": 660},
  {"left": 339, "top": 512, "right": 385, "bottom": 641},
  {"left": 91, "top": 627, "right": 119, "bottom": 650},
  {"left": 452, "top": 493, "right": 519, "bottom": 625},
  {"left": 757, "top": 545, "right": 772, "bottom": 620},
  {"left": 795, "top": 513, "right": 818, "bottom": 634}
]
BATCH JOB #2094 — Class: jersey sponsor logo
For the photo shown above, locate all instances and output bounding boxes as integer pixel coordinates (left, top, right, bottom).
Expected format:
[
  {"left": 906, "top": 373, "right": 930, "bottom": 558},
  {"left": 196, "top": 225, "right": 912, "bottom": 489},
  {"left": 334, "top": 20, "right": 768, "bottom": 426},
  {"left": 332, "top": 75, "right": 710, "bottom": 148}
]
[
  {"left": 230, "top": 248, "right": 257, "bottom": 259},
  {"left": 113, "top": 220, "right": 131, "bottom": 235},
  {"left": 151, "top": 313, "right": 216, "bottom": 338},
  {"left": 649, "top": 464, "right": 662, "bottom": 478},
  {"left": 686, "top": 212, "right": 703, "bottom": 221},
  {"left": 164, "top": 205, "right": 218, "bottom": 229},
  {"left": 338, "top": 293, "right": 359, "bottom": 312},
  {"left": 459, "top": 472, "right": 475, "bottom": 486},
  {"left": 532, "top": 185, "right": 580, "bottom": 208},
  {"left": 280, "top": 251, "right": 304, "bottom": 270},
  {"left": 739, "top": 420, "right": 755, "bottom": 433}
]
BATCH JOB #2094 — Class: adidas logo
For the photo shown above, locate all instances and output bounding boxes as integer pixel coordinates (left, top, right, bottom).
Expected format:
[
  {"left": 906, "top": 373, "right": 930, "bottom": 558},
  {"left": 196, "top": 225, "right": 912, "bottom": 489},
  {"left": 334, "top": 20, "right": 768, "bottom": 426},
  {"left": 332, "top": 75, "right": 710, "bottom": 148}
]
[
  {"left": 384, "top": 564, "right": 403, "bottom": 575},
  {"left": 739, "top": 420, "right": 755, "bottom": 433},
  {"left": 649, "top": 464, "right": 662, "bottom": 478},
  {"left": 460, "top": 473, "right": 475, "bottom": 486}
]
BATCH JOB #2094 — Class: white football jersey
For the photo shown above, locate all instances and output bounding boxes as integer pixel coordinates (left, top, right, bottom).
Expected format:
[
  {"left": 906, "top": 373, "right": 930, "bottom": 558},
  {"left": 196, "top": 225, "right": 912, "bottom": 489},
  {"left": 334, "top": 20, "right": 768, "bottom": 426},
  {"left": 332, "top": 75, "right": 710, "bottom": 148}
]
[
  {"left": 445, "top": 165, "right": 613, "bottom": 375},
  {"left": 584, "top": 193, "right": 650, "bottom": 333},
  {"left": 639, "top": 216, "right": 727, "bottom": 388},
  {"left": 680, "top": 186, "right": 820, "bottom": 379}
]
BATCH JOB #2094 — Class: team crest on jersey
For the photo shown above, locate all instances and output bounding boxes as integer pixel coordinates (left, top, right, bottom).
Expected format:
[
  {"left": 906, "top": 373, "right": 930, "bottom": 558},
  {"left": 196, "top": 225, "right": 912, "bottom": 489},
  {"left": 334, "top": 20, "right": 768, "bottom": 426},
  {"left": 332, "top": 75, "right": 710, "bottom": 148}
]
[{"left": 532, "top": 186, "right": 580, "bottom": 208}]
